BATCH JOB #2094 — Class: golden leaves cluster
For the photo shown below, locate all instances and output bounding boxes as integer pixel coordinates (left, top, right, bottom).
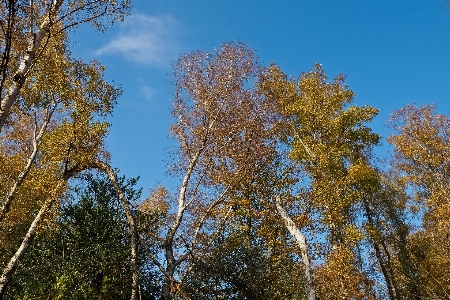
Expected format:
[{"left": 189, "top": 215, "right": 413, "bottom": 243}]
[
  {"left": 259, "top": 63, "right": 380, "bottom": 244},
  {"left": 388, "top": 105, "right": 450, "bottom": 210},
  {"left": 314, "top": 247, "right": 375, "bottom": 300},
  {"left": 0, "top": 29, "right": 119, "bottom": 261},
  {"left": 387, "top": 105, "right": 450, "bottom": 298}
]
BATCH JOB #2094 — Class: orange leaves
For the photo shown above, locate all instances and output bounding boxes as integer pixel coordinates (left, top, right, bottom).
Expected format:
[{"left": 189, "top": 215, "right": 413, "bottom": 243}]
[{"left": 171, "top": 43, "right": 274, "bottom": 188}]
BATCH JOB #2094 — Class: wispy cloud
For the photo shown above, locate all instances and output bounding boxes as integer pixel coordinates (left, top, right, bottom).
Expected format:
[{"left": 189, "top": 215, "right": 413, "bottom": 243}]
[
  {"left": 96, "top": 14, "right": 182, "bottom": 66},
  {"left": 140, "top": 84, "right": 155, "bottom": 101}
]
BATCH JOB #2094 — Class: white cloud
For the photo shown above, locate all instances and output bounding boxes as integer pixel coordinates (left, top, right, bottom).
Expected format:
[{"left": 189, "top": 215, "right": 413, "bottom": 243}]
[
  {"left": 96, "top": 14, "right": 182, "bottom": 66},
  {"left": 140, "top": 84, "right": 155, "bottom": 101}
]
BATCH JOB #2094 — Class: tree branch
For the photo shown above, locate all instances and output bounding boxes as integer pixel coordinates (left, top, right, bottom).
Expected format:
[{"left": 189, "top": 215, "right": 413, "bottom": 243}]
[{"left": 0, "top": 103, "right": 56, "bottom": 223}]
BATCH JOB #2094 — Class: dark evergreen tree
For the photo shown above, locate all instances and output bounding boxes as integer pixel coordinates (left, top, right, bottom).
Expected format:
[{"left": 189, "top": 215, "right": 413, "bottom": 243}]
[{"left": 5, "top": 172, "right": 161, "bottom": 299}]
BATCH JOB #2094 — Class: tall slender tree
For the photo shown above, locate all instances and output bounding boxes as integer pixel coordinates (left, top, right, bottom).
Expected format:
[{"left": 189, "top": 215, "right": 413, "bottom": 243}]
[
  {"left": 387, "top": 105, "right": 450, "bottom": 299},
  {"left": 0, "top": 1, "right": 140, "bottom": 298},
  {"left": 137, "top": 43, "right": 278, "bottom": 300},
  {"left": 259, "top": 63, "right": 380, "bottom": 299}
]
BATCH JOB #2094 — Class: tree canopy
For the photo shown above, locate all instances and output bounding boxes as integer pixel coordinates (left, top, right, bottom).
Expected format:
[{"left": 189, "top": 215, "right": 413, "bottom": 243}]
[{"left": 0, "top": 2, "right": 449, "bottom": 299}]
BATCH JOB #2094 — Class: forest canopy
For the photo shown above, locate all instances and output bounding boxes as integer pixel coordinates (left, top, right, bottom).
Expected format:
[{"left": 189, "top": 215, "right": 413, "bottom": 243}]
[{"left": 1, "top": 1, "right": 449, "bottom": 300}]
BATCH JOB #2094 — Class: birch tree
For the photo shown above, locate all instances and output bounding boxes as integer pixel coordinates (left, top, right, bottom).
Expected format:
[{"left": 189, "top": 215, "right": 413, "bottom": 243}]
[
  {"left": 136, "top": 43, "right": 276, "bottom": 300},
  {"left": 0, "top": 0, "right": 130, "bottom": 132},
  {"left": 0, "top": 34, "right": 125, "bottom": 296},
  {"left": 0, "top": 1, "right": 140, "bottom": 297},
  {"left": 177, "top": 149, "right": 308, "bottom": 299},
  {"left": 387, "top": 105, "right": 450, "bottom": 299},
  {"left": 259, "top": 63, "right": 380, "bottom": 299}
]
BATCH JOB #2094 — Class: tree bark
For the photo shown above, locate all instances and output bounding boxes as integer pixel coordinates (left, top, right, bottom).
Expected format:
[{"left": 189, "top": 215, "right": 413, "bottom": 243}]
[
  {"left": 94, "top": 161, "right": 139, "bottom": 300},
  {"left": 160, "top": 148, "right": 203, "bottom": 300},
  {"left": 161, "top": 264, "right": 175, "bottom": 300},
  {"left": 275, "top": 195, "right": 315, "bottom": 300}
]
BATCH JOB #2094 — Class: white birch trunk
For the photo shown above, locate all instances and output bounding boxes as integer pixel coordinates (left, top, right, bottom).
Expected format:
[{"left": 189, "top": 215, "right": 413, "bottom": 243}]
[
  {"left": 275, "top": 196, "right": 316, "bottom": 300},
  {"left": 0, "top": 106, "right": 54, "bottom": 223},
  {"left": 0, "top": 181, "right": 65, "bottom": 297},
  {"left": 0, "top": 0, "right": 64, "bottom": 132},
  {"left": 94, "top": 161, "right": 139, "bottom": 300}
]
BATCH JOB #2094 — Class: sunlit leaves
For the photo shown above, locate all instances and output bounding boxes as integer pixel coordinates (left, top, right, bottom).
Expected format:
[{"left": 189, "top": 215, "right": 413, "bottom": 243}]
[
  {"left": 387, "top": 104, "right": 450, "bottom": 298},
  {"left": 259, "top": 63, "right": 380, "bottom": 242},
  {"left": 258, "top": 63, "right": 385, "bottom": 298},
  {"left": 388, "top": 105, "right": 450, "bottom": 209},
  {"left": 171, "top": 43, "right": 274, "bottom": 186},
  {"left": 314, "top": 247, "right": 375, "bottom": 300},
  {"left": 0, "top": 2, "right": 123, "bottom": 292}
]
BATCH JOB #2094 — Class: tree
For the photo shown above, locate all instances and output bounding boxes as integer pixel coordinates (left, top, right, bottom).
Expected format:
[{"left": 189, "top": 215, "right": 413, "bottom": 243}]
[
  {"left": 259, "top": 63, "right": 381, "bottom": 299},
  {"left": 4, "top": 172, "right": 160, "bottom": 299},
  {"left": 3, "top": 27, "right": 450, "bottom": 299},
  {"left": 0, "top": 56, "right": 119, "bottom": 297},
  {"left": 386, "top": 105, "right": 450, "bottom": 299},
  {"left": 388, "top": 105, "right": 450, "bottom": 229},
  {"left": 0, "top": 25, "right": 142, "bottom": 300},
  {"left": 0, "top": 1, "right": 142, "bottom": 297},
  {"left": 179, "top": 148, "right": 308, "bottom": 299},
  {"left": 182, "top": 218, "right": 307, "bottom": 299},
  {"left": 136, "top": 43, "right": 278, "bottom": 300},
  {"left": 361, "top": 173, "right": 410, "bottom": 300},
  {"left": 0, "top": 0, "right": 130, "bottom": 132}
]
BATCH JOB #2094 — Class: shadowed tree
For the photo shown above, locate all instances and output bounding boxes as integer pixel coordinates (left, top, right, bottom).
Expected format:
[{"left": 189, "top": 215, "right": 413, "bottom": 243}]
[{"left": 4, "top": 172, "right": 161, "bottom": 299}]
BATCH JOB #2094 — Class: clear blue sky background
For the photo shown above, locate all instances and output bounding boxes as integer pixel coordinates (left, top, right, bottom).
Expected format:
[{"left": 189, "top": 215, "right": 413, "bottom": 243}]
[{"left": 69, "top": 0, "right": 450, "bottom": 193}]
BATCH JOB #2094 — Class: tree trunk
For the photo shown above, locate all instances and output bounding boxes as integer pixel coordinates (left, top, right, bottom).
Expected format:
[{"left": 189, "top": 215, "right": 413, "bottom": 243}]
[
  {"left": 94, "top": 161, "right": 139, "bottom": 300},
  {"left": 363, "top": 200, "right": 400, "bottom": 300},
  {"left": 0, "top": 0, "right": 63, "bottom": 132},
  {"left": 161, "top": 264, "right": 175, "bottom": 300},
  {"left": 0, "top": 181, "right": 65, "bottom": 298},
  {"left": 0, "top": 105, "right": 54, "bottom": 223},
  {"left": 275, "top": 196, "right": 315, "bottom": 300}
]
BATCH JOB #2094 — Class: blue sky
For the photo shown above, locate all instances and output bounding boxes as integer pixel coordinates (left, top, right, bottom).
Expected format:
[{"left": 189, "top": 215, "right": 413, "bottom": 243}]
[{"left": 70, "top": 0, "right": 450, "bottom": 192}]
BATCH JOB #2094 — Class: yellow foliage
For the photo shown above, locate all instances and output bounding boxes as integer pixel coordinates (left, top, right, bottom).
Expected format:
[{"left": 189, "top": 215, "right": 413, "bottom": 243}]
[{"left": 314, "top": 247, "right": 375, "bottom": 300}]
